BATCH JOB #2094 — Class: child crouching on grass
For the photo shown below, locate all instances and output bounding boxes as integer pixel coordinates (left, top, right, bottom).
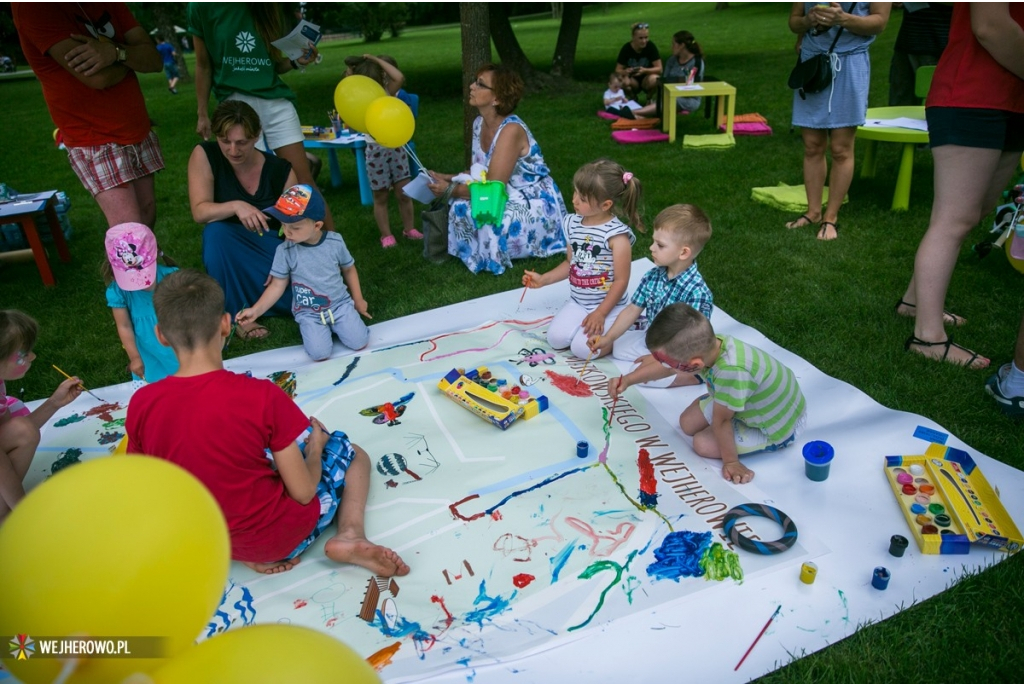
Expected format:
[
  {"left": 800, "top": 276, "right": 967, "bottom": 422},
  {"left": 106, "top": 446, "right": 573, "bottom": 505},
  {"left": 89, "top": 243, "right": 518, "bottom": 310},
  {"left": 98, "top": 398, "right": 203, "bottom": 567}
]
[
  {"left": 126, "top": 270, "right": 409, "bottom": 577},
  {"left": 610, "top": 303, "right": 806, "bottom": 484},
  {"left": 0, "top": 310, "right": 82, "bottom": 522},
  {"left": 237, "top": 184, "right": 370, "bottom": 362}
]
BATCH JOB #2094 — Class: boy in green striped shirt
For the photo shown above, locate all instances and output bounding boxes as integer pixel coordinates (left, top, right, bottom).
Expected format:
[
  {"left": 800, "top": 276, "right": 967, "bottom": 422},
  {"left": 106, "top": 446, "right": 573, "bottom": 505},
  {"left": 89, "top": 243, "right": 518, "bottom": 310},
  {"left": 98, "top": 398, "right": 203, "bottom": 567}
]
[{"left": 610, "top": 303, "right": 806, "bottom": 484}]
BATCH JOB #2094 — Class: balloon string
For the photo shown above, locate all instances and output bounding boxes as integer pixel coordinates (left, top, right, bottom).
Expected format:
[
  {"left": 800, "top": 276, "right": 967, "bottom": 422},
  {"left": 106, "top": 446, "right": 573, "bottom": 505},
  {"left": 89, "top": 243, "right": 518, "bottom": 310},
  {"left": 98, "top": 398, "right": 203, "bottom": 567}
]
[{"left": 404, "top": 144, "right": 426, "bottom": 174}]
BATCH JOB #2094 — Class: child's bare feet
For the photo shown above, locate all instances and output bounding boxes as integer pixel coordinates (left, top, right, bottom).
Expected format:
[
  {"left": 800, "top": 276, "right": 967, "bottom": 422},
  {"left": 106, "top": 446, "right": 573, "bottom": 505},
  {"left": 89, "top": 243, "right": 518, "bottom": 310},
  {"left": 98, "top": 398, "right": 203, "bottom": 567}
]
[
  {"left": 243, "top": 557, "right": 300, "bottom": 574},
  {"left": 325, "top": 534, "right": 410, "bottom": 577},
  {"left": 722, "top": 461, "right": 754, "bottom": 484}
]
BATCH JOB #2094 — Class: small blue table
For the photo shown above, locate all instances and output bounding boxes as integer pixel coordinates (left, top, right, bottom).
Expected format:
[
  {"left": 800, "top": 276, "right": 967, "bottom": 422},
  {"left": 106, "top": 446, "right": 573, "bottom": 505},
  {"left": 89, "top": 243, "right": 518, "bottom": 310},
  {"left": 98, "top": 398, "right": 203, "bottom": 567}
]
[{"left": 302, "top": 134, "right": 372, "bottom": 206}]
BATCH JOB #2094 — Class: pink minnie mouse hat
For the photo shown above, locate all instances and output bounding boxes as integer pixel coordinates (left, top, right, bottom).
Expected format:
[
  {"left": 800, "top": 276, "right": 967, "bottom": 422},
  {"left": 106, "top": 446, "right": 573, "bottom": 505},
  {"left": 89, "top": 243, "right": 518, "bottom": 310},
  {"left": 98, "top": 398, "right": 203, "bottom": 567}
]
[{"left": 105, "top": 223, "right": 158, "bottom": 291}]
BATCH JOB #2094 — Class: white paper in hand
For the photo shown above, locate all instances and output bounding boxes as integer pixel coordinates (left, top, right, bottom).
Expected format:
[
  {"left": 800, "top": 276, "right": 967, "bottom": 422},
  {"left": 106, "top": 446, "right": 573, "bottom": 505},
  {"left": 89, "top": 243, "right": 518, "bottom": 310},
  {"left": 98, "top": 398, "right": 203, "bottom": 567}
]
[{"left": 403, "top": 172, "right": 438, "bottom": 204}]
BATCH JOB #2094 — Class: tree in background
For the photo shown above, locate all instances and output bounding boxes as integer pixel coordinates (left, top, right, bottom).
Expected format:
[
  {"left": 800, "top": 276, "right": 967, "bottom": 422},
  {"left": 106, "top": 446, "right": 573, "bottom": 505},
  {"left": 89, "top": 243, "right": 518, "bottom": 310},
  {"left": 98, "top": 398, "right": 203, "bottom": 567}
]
[
  {"left": 307, "top": 3, "right": 411, "bottom": 43},
  {"left": 129, "top": 2, "right": 191, "bottom": 83},
  {"left": 459, "top": 2, "right": 490, "bottom": 167}
]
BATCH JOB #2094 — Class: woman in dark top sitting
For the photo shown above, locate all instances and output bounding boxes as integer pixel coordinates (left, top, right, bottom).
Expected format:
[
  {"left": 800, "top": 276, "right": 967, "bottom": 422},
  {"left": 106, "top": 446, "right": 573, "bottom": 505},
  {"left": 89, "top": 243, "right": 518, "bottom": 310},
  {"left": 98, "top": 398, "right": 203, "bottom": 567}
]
[
  {"left": 616, "top": 22, "right": 662, "bottom": 102},
  {"left": 187, "top": 100, "right": 298, "bottom": 340}
]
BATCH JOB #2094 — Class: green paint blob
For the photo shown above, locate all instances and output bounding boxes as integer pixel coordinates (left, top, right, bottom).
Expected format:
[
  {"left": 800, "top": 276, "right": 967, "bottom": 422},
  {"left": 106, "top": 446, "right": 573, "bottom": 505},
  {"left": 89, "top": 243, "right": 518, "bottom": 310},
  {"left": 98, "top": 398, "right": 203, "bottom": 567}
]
[
  {"left": 102, "top": 418, "right": 127, "bottom": 429},
  {"left": 50, "top": 447, "right": 83, "bottom": 475},
  {"left": 700, "top": 541, "right": 744, "bottom": 582},
  {"left": 54, "top": 413, "right": 86, "bottom": 427}
]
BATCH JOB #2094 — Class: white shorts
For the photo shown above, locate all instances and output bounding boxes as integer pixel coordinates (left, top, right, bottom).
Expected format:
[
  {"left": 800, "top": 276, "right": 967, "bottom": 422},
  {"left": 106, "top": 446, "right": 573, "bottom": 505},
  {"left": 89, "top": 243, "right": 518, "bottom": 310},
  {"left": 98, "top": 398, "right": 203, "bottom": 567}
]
[
  {"left": 547, "top": 299, "right": 627, "bottom": 361},
  {"left": 224, "top": 92, "right": 304, "bottom": 151},
  {"left": 699, "top": 394, "right": 806, "bottom": 455}
]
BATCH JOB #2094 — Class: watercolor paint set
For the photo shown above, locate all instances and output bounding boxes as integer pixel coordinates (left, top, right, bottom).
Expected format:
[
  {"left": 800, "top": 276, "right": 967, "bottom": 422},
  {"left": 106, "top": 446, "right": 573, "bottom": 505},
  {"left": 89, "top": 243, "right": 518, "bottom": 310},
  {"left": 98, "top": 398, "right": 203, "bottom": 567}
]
[
  {"left": 437, "top": 366, "right": 548, "bottom": 430},
  {"left": 884, "top": 443, "right": 1022, "bottom": 555}
]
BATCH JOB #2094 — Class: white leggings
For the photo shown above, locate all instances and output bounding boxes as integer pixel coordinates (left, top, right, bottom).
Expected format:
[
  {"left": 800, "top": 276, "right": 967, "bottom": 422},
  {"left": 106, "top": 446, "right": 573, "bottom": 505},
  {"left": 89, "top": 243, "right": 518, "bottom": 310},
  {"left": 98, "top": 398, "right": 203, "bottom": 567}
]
[{"left": 547, "top": 300, "right": 627, "bottom": 360}]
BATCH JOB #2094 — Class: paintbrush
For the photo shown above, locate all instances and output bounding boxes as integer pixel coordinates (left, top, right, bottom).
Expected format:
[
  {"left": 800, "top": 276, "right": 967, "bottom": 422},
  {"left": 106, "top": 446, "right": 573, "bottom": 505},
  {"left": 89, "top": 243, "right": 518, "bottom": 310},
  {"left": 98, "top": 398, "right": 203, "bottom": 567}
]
[
  {"left": 225, "top": 305, "right": 247, "bottom": 349},
  {"left": 734, "top": 605, "right": 781, "bottom": 671},
  {"left": 576, "top": 349, "right": 595, "bottom": 385},
  {"left": 607, "top": 376, "right": 622, "bottom": 425},
  {"left": 51, "top": 365, "right": 105, "bottom": 403},
  {"left": 519, "top": 275, "right": 530, "bottom": 304}
]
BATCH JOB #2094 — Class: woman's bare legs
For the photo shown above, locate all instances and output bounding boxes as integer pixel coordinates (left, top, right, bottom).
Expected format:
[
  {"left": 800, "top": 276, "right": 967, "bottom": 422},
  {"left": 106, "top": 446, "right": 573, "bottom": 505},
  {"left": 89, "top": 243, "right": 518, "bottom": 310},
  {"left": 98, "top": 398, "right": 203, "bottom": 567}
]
[
  {"left": 787, "top": 127, "right": 828, "bottom": 228},
  {"left": 818, "top": 126, "right": 857, "bottom": 240}
]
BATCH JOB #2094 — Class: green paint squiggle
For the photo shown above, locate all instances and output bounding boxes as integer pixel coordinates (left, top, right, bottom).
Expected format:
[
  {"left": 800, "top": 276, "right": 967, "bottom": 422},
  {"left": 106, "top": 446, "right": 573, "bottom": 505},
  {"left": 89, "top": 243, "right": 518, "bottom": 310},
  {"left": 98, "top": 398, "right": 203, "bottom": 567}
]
[
  {"left": 700, "top": 541, "right": 744, "bottom": 582},
  {"left": 567, "top": 549, "right": 638, "bottom": 632}
]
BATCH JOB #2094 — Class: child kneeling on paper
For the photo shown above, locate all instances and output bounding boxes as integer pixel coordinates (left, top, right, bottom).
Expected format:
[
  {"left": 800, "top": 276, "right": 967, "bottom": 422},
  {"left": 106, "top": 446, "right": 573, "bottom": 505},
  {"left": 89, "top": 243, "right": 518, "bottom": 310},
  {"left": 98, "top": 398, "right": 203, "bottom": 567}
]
[
  {"left": 126, "top": 270, "right": 409, "bottom": 577},
  {"left": 237, "top": 184, "right": 370, "bottom": 362},
  {"left": 610, "top": 303, "right": 806, "bottom": 484},
  {"left": 590, "top": 204, "right": 713, "bottom": 388}
]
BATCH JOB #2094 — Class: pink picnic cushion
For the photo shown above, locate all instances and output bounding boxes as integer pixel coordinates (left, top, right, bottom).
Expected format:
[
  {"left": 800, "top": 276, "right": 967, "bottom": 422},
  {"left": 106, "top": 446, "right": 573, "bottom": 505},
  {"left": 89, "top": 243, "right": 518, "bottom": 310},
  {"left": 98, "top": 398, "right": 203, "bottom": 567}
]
[
  {"left": 720, "top": 121, "right": 773, "bottom": 136},
  {"left": 597, "top": 110, "right": 619, "bottom": 121},
  {"left": 612, "top": 129, "right": 670, "bottom": 144}
]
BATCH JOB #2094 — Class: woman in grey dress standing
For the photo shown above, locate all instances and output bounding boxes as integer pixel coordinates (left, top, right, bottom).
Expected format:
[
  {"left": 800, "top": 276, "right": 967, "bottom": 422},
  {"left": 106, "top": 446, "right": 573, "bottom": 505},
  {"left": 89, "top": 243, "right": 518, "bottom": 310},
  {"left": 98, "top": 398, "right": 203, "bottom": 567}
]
[{"left": 786, "top": 2, "right": 891, "bottom": 240}]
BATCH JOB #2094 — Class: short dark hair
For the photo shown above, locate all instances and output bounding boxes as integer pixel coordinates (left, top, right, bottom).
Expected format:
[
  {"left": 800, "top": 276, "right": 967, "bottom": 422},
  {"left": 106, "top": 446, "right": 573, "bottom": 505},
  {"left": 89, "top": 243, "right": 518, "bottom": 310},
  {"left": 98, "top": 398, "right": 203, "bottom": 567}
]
[
  {"left": 645, "top": 303, "right": 716, "bottom": 360},
  {"left": 153, "top": 270, "right": 226, "bottom": 351},
  {"left": 477, "top": 63, "right": 523, "bottom": 116},
  {"left": 0, "top": 310, "right": 38, "bottom": 360},
  {"left": 211, "top": 100, "right": 262, "bottom": 141}
]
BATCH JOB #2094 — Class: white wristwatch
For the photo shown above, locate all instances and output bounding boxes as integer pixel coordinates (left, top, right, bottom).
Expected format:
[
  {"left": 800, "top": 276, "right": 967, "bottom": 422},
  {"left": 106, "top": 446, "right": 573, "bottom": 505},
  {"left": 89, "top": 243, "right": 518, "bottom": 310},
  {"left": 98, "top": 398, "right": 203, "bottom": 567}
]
[{"left": 115, "top": 45, "right": 127, "bottom": 63}]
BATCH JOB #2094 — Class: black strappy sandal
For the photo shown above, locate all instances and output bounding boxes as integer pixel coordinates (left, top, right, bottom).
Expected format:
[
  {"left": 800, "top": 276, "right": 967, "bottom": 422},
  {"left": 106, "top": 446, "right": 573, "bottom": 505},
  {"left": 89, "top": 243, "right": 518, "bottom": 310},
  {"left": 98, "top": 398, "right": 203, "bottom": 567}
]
[
  {"left": 894, "top": 299, "right": 966, "bottom": 327},
  {"left": 785, "top": 214, "right": 817, "bottom": 229},
  {"left": 904, "top": 335, "right": 988, "bottom": 369},
  {"left": 817, "top": 221, "right": 839, "bottom": 240}
]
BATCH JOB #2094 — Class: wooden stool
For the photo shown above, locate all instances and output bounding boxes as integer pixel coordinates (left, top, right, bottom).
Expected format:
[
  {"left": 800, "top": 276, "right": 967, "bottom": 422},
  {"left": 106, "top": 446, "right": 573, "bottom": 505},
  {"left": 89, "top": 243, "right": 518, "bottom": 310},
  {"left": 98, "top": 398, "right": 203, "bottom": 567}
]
[{"left": 0, "top": 191, "right": 71, "bottom": 286}]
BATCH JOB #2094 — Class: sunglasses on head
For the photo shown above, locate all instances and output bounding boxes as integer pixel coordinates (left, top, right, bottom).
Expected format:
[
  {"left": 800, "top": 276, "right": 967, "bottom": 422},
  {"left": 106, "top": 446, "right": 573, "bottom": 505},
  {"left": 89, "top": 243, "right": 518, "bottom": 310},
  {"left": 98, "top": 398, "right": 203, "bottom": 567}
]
[{"left": 633, "top": 22, "right": 649, "bottom": 30}]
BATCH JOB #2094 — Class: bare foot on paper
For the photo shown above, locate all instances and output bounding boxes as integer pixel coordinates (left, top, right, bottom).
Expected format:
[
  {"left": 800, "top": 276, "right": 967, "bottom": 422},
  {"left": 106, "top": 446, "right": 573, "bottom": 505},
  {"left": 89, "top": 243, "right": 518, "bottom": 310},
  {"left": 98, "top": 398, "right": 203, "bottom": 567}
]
[
  {"left": 722, "top": 460, "right": 755, "bottom": 484},
  {"left": 243, "top": 556, "right": 300, "bottom": 574},
  {"left": 325, "top": 535, "right": 410, "bottom": 577}
]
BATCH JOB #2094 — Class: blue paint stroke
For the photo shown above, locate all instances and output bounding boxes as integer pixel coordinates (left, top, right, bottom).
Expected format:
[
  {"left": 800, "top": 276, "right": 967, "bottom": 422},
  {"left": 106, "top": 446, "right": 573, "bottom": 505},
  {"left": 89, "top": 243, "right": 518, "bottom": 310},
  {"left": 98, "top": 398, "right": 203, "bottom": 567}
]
[
  {"left": 646, "top": 530, "right": 712, "bottom": 581},
  {"left": 638, "top": 491, "right": 659, "bottom": 508},
  {"left": 465, "top": 580, "right": 516, "bottom": 628},
  {"left": 550, "top": 541, "right": 576, "bottom": 583},
  {"left": 373, "top": 609, "right": 432, "bottom": 642},
  {"left": 332, "top": 356, "right": 360, "bottom": 386},
  {"left": 483, "top": 466, "right": 593, "bottom": 516},
  {"left": 232, "top": 586, "right": 256, "bottom": 625}
]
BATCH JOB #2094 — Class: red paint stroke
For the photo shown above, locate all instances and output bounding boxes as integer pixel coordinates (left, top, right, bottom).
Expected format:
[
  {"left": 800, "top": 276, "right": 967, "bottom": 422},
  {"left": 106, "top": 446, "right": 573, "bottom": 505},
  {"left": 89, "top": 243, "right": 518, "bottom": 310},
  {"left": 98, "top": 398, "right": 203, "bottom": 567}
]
[
  {"left": 450, "top": 494, "right": 486, "bottom": 522},
  {"left": 431, "top": 594, "right": 455, "bottom": 624},
  {"left": 565, "top": 517, "right": 637, "bottom": 557},
  {"left": 545, "top": 370, "right": 593, "bottom": 397},
  {"left": 493, "top": 533, "right": 535, "bottom": 562},
  {"left": 512, "top": 573, "right": 536, "bottom": 588},
  {"left": 385, "top": 479, "right": 399, "bottom": 489},
  {"left": 368, "top": 642, "right": 402, "bottom": 671},
  {"left": 464, "top": 559, "right": 475, "bottom": 576},
  {"left": 490, "top": 510, "right": 502, "bottom": 521},
  {"left": 84, "top": 402, "right": 122, "bottom": 423},
  {"left": 419, "top": 317, "right": 553, "bottom": 362},
  {"left": 325, "top": 617, "right": 338, "bottom": 628},
  {"left": 293, "top": 599, "right": 307, "bottom": 609},
  {"left": 638, "top": 448, "right": 657, "bottom": 496},
  {"left": 403, "top": 468, "right": 422, "bottom": 481}
]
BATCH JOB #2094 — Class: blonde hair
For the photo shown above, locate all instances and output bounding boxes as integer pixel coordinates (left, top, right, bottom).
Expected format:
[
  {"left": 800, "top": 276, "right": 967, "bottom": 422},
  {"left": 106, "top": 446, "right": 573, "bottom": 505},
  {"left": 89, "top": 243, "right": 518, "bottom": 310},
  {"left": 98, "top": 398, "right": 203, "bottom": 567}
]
[
  {"left": 654, "top": 204, "right": 712, "bottom": 253},
  {"left": 153, "top": 270, "right": 226, "bottom": 351},
  {"left": 211, "top": 100, "right": 262, "bottom": 141},
  {"left": 645, "top": 303, "right": 716, "bottom": 360},
  {"left": 572, "top": 158, "right": 645, "bottom": 231}
]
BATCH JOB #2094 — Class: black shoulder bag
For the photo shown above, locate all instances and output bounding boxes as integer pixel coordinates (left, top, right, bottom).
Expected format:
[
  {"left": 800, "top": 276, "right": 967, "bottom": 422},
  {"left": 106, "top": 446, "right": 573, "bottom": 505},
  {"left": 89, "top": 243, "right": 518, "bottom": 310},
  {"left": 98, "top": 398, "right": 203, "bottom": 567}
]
[
  {"left": 421, "top": 182, "right": 455, "bottom": 264},
  {"left": 788, "top": 24, "right": 844, "bottom": 100}
]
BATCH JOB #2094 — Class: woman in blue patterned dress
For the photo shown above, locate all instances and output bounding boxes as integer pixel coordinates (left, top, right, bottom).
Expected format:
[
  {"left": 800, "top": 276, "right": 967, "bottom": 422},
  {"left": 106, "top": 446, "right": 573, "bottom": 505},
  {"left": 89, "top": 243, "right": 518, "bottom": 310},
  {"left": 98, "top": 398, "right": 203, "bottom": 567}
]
[
  {"left": 427, "top": 64, "right": 567, "bottom": 274},
  {"left": 786, "top": 2, "right": 891, "bottom": 240}
]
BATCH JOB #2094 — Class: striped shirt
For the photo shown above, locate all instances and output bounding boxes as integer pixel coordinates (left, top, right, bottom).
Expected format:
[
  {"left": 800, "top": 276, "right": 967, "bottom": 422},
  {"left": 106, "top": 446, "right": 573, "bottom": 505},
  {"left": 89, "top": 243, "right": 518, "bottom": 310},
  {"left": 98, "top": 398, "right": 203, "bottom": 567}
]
[
  {"left": 565, "top": 213, "right": 635, "bottom": 310},
  {"left": 632, "top": 263, "right": 713, "bottom": 322},
  {"left": 706, "top": 336, "right": 806, "bottom": 443}
]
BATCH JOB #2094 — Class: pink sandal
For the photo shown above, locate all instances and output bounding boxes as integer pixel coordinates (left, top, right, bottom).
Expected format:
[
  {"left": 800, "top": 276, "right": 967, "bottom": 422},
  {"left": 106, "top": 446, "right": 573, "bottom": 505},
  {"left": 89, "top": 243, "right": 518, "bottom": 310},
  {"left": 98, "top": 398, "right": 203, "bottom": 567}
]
[
  {"left": 381, "top": 235, "right": 397, "bottom": 248},
  {"left": 403, "top": 228, "right": 424, "bottom": 240}
]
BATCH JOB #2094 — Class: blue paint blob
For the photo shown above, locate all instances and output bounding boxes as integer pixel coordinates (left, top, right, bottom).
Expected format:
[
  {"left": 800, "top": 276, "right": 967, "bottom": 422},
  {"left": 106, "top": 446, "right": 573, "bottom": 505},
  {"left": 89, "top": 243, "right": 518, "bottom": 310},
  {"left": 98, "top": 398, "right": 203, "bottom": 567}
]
[
  {"left": 549, "top": 541, "right": 575, "bottom": 583},
  {"left": 639, "top": 491, "right": 659, "bottom": 508},
  {"left": 464, "top": 580, "right": 516, "bottom": 628},
  {"left": 646, "top": 530, "right": 712, "bottom": 581}
]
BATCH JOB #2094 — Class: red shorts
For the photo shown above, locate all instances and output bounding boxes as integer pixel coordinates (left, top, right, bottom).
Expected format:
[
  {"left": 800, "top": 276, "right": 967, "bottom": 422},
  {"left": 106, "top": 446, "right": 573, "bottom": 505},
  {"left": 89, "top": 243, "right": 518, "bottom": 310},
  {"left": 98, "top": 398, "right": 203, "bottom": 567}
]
[{"left": 66, "top": 130, "right": 165, "bottom": 196}]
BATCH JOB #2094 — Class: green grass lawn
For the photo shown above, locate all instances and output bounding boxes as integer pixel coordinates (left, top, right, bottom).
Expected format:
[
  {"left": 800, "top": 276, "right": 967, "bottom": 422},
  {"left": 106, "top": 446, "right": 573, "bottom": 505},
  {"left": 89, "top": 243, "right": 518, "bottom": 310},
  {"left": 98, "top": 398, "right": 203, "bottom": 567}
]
[{"left": 2, "top": 2, "right": 1022, "bottom": 681}]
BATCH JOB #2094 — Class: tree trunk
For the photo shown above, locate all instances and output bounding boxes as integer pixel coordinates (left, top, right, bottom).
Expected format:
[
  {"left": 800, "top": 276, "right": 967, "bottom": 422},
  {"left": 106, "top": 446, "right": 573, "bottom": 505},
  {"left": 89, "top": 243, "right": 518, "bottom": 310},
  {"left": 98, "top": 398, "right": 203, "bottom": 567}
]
[
  {"left": 460, "top": 3, "right": 490, "bottom": 168},
  {"left": 489, "top": 4, "right": 538, "bottom": 81},
  {"left": 550, "top": 3, "right": 583, "bottom": 78},
  {"left": 150, "top": 5, "right": 191, "bottom": 83}
]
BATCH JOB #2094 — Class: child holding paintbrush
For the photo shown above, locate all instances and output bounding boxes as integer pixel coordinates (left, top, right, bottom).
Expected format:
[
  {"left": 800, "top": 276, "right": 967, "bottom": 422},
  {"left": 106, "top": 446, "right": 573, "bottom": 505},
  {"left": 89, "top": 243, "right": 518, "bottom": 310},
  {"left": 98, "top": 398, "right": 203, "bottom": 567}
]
[{"left": 0, "top": 310, "right": 83, "bottom": 522}]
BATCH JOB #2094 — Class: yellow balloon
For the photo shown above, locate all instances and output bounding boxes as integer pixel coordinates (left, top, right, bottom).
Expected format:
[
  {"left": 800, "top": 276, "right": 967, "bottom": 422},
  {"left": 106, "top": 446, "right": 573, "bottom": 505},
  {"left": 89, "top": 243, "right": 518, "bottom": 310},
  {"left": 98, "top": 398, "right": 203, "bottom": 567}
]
[
  {"left": 151, "top": 625, "right": 382, "bottom": 684},
  {"left": 0, "top": 456, "right": 230, "bottom": 683},
  {"left": 365, "top": 96, "right": 416, "bottom": 149},
  {"left": 1006, "top": 232, "right": 1024, "bottom": 274},
  {"left": 334, "top": 75, "right": 386, "bottom": 134}
]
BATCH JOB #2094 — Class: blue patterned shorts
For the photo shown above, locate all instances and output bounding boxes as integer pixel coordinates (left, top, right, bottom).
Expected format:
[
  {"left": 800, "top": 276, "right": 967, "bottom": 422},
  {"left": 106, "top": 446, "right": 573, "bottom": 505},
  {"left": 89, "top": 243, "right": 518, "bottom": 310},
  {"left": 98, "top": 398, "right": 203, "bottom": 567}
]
[{"left": 286, "top": 429, "right": 356, "bottom": 559}]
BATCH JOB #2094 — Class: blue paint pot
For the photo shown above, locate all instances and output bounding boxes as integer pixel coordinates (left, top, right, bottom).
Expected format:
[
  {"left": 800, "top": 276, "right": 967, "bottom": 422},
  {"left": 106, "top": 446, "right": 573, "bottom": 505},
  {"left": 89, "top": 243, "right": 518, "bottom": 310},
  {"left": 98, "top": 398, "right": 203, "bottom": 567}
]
[
  {"left": 576, "top": 440, "right": 589, "bottom": 458},
  {"left": 872, "top": 566, "right": 891, "bottom": 590},
  {"left": 802, "top": 441, "right": 834, "bottom": 482},
  {"left": 889, "top": 534, "right": 909, "bottom": 557}
]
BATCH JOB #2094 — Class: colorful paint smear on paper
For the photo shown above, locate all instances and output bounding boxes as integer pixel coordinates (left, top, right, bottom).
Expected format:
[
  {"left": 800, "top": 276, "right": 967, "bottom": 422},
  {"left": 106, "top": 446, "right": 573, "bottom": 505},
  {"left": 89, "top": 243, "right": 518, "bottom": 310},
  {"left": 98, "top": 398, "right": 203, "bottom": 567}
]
[
  {"left": 646, "top": 530, "right": 712, "bottom": 581},
  {"left": 53, "top": 413, "right": 85, "bottom": 427},
  {"left": 96, "top": 430, "right": 123, "bottom": 445},
  {"left": 699, "top": 541, "right": 743, "bottom": 582},
  {"left": 368, "top": 642, "right": 401, "bottom": 671},
  {"left": 637, "top": 448, "right": 659, "bottom": 508},
  {"left": 567, "top": 550, "right": 638, "bottom": 632},
  {"left": 269, "top": 370, "right": 297, "bottom": 398},
  {"left": 84, "top": 402, "right": 123, "bottom": 423},
  {"left": 512, "top": 573, "right": 535, "bottom": 588},
  {"left": 332, "top": 356, "right": 360, "bottom": 386},
  {"left": 545, "top": 370, "right": 593, "bottom": 398},
  {"left": 49, "top": 447, "right": 82, "bottom": 475}
]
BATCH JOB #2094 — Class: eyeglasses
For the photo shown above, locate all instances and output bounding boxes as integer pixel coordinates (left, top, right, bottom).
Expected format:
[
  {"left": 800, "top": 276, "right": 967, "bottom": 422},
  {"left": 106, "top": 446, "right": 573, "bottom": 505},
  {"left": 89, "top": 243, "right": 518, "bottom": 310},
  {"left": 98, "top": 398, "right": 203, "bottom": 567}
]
[
  {"left": 651, "top": 349, "right": 700, "bottom": 372},
  {"left": 633, "top": 22, "right": 649, "bottom": 30},
  {"left": 472, "top": 79, "right": 492, "bottom": 90},
  {"left": 11, "top": 350, "right": 30, "bottom": 367}
]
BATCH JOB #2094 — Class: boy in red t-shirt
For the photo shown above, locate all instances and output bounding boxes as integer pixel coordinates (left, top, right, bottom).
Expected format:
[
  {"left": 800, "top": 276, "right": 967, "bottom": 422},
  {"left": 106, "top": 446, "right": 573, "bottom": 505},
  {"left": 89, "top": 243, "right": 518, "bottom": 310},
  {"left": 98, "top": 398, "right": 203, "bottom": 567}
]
[{"left": 126, "top": 270, "right": 409, "bottom": 577}]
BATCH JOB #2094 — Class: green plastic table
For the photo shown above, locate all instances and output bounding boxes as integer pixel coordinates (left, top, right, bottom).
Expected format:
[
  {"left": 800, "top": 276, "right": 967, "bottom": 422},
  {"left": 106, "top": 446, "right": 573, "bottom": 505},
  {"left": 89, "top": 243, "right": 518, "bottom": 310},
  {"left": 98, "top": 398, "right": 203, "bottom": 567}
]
[{"left": 857, "top": 106, "right": 929, "bottom": 211}]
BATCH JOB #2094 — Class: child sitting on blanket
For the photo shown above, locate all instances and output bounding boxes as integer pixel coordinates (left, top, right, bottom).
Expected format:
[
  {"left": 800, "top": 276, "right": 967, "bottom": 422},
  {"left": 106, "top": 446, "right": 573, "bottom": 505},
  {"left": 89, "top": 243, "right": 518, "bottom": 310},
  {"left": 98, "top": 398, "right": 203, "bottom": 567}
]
[
  {"left": 610, "top": 303, "right": 807, "bottom": 485},
  {"left": 237, "top": 184, "right": 370, "bottom": 362},
  {"left": 0, "top": 310, "right": 82, "bottom": 523},
  {"left": 603, "top": 73, "right": 639, "bottom": 119},
  {"left": 126, "top": 270, "right": 409, "bottom": 577},
  {"left": 589, "top": 204, "right": 713, "bottom": 388},
  {"left": 523, "top": 159, "right": 643, "bottom": 361}
]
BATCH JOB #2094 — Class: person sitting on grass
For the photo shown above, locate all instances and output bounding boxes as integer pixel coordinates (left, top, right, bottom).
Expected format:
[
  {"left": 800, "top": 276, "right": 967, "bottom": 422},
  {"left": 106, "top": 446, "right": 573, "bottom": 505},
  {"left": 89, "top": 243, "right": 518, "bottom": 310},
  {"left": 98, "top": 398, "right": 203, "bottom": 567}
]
[
  {"left": 590, "top": 204, "right": 713, "bottom": 388},
  {"left": 126, "top": 270, "right": 409, "bottom": 577},
  {"left": 236, "top": 184, "right": 370, "bottom": 362},
  {"left": 604, "top": 73, "right": 639, "bottom": 119},
  {"left": 0, "top": 310, "right": 82, "bottom": 523},
  {"left": 610, "top": 303, "right": 806, "bottom": 485}
]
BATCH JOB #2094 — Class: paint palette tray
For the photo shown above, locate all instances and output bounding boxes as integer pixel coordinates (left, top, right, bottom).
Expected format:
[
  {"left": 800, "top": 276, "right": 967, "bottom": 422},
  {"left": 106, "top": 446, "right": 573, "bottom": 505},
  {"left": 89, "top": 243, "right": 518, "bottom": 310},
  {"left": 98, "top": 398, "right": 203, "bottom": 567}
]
[
  {"left": 884, "top": 443, "right": 1022, "bottom": 555},
  {"left": 438, "top": 367, "right": 548, "bottom": 431}
]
